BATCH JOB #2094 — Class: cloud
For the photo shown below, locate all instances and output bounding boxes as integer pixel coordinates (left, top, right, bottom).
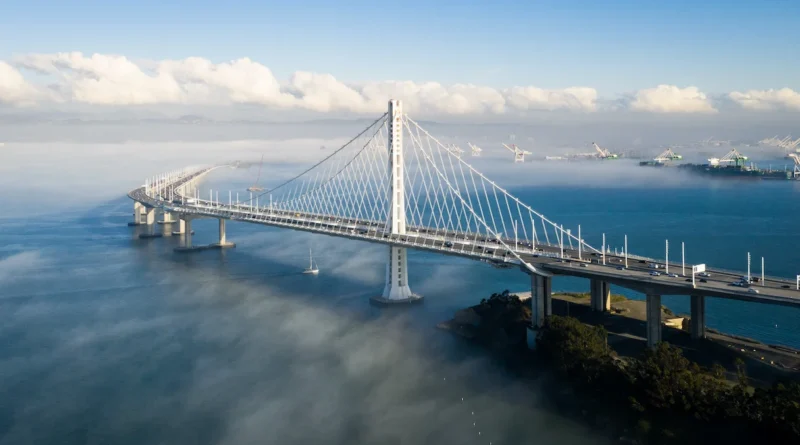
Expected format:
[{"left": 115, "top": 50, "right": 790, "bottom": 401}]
[
  {"left": 0, "top": 61, "right": 42, "bottom": 106},
  {"left": 8, "top": 52, "right": 598, "bottom": 114},
  {"left": 628, "top": 84, "right": 717, "bottom": 114},
  {"left": 5, "top": 53, "right": 797, "bottom": 115},
  {"left": 728, "top": 88, "right": 800, "bottom": 111}
]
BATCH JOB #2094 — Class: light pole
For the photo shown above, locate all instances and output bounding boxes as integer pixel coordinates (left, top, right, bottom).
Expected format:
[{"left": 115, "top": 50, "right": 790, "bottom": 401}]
[
  {"left": 761, "top": 257, "right": 765, "bottom": 286},
  {"left": 624, "top": 235, "right": 628, "bottom": 268},
  {"left": 747, "top": 252, "right": 751, "bottom": 283},
  {"left": 665, "top": 239, "right": 669, "bottom": 274},
  {"left": 578, "top": 225, "right": 582, "bottom": 260},
  {"left": 602, "top": 233, "right": 606, "bottom": 265},
  {"left": 681, "top": 242, "right": 685, "bottom": 276}
]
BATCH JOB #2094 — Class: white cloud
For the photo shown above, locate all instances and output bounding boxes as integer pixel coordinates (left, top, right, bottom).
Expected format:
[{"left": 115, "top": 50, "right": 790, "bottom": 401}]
[
  {"left": 629, "top": 84, "right": 717, "bottom": 114},
  {"left": 4, "top": 52, "right": 797, "bottom": 115},
  {"left": 8, "top": 52, "right": 598, "bottom": 114},
  {"left": 0, "top": 61, "right": 42, "bottom": 106},
  {"left": 728, "top": 88, "right": 800, "bottom": 111}
]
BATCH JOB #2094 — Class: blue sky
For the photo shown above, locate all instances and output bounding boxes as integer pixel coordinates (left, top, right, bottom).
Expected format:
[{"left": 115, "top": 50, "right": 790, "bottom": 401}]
[{"left": 1, "top": 0, "right": 798, "bottom": 96}]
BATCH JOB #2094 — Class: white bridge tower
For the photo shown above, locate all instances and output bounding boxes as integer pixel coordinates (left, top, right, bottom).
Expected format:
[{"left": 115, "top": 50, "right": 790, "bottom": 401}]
[{"left": 373, "top": 100, "right": 423, "bottom": 305}]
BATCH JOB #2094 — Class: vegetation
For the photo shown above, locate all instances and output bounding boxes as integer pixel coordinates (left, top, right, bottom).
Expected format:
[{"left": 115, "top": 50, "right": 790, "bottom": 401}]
[
  {"left": 556, "top": 291, "right": 628, "bottom": 304},
  {"left": 536, "top": 315, "right": 800, "bottom": 443}
]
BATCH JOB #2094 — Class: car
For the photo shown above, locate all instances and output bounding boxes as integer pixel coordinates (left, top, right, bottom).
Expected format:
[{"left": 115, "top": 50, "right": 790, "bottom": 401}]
[
  {"left": 700, "top": 279, "right": 708, "bottom": 283},
  {"left": 649, "top": 271, "right": 660, "bottom": 276},
  {"left": 616, "top": 266, "right": 625, "bottom": 270},
  {"left": 444, "top": 241, "right": 453, "bottom": 248},
  {"left": 699, "top": 272, "right": 711, "bottom": 277},
  {"left": 667, "top": 273, "right": 679, "bottom": 278},
  {"left": 685, "top": 278, "right": 692, "bottom": 282},
  {"left": 748, "top": 288, "right": 759, "bottom": 294},
  {"left": 579, "top": 263, "right": 587, "bottom": 268}
]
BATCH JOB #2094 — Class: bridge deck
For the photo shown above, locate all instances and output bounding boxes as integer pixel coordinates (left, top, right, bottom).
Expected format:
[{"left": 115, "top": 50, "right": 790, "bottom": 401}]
[
  {"left": 130, "top": 194, "right": 800, "bottom": 307},
  {"left": 129, "top": 173, "right": 800, "bottom": 309}
]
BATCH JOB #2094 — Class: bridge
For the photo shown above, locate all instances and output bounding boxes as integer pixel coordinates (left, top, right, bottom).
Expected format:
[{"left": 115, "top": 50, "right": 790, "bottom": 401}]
[{"left": 128, "top": 100, "right": 800, "bottom": 349}]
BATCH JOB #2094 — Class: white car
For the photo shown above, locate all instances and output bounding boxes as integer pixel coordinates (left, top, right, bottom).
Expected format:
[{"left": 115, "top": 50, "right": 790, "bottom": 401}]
[
  {"left": 667, "top": 273, "right": 679, "bottom": 278},
  {"left": 699, "top": 272, "right": 711, "bottom": 277},
  {"left": 650, "top": 271, "right": 660, "bottom": 276},
  {"left": 748, "top": 288, "right": 759, "bottom": 294}
]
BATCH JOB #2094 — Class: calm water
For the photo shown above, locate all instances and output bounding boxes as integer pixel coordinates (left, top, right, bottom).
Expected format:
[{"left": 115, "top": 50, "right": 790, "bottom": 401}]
[{"left": 1, "top": 162, "right": 799, "bottom": 444}]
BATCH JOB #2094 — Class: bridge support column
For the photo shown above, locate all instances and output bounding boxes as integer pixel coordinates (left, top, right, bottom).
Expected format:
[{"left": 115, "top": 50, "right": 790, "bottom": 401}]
[
  {"left": 128, "top": 201, "right": 146, "bottom": 226},
  {"left": 145, "top": 208, "right": 156, "bottom": 225},
  {"left": 183, "top": 217, "right": 193, "bottom": 248},
  {"left": 171, "top": 217, "right": 187, "bottom": 235},
  {"left": 526, "top": 273, "right": 552, "bottom": 349},
  {"left": 690, "top": 295, "right": 706, "bottom": 340},
  {"left": 590, "top": 279, "right": 611, "bottom": 312},
  {"left": 215, "top": 219, "right": 235, "bottom": 248},
  {"left": 646, "top": 294, "right": 662, "bottom": 348},
  {"left": 370, "top": 99, "right": 422, "bottom": 306},
  {"left": 173, "top": 217, "right": 234, "bottom": 252},
  {"left": 158, "top": 210, "right": 176, "bottom": 224}
]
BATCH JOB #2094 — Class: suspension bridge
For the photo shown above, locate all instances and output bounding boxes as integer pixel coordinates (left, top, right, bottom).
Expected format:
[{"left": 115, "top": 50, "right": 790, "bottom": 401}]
[{"left": 128, "top": 100, "right": 800, "bottom": 349}]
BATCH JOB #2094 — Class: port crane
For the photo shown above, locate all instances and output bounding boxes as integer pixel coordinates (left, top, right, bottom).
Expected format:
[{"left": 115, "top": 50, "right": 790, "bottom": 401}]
[
  {"left": 653, "top": 148, "right": 683, "bottom": 163},
  {"left": 708, "top": 148, "right": 748, "bottom": 167},
  {"left": 502, "top": 143, "right": 532, "bottom": 163},
  {"left": 247, "top": 154, "right": 265, "bottom": 192},
  {"left": 788, "top": 153, "right": 800, "bottom": 178},
  {"left": 779, "top": 137, "right": 800, "bottom": 156},
  {"left": 446, "top": 144, "right": 464, "bottom": 158},
  {"left": 467, "top": 142, "right": 482, "bottom": 157},
  {"left": 592, "top": 142, "right": 620, "bottom": 159}
]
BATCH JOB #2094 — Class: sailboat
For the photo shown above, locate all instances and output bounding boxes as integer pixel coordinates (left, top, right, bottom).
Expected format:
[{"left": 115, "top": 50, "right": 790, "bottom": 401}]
[
  {"left": 303, "top": 248, "right": 319, "bottom": 275},
  {"left": 247, "top": 154, "right": 265, "bottom": 192}
]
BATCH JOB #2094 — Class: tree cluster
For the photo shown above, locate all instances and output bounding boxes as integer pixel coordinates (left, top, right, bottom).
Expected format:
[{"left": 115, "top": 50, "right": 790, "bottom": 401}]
[{"left": 536, "top": 315, "right": 800, "bottom": 443}]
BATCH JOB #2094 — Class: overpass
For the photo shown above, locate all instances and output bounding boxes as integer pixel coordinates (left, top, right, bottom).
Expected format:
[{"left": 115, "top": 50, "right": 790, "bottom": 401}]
[{"left": 128, "top": 100, "right": 800, "bottom": 349}]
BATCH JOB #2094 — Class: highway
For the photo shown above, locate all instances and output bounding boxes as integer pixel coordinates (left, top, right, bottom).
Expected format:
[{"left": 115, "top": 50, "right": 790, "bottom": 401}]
[{"left": 130, "top": 169, "right": 800, "bottom": 309}]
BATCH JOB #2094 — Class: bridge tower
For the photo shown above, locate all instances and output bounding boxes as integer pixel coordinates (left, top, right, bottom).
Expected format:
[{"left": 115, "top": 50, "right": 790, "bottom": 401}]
[{"left": 372, "top": 100, "right": 422, "bottom": 305}]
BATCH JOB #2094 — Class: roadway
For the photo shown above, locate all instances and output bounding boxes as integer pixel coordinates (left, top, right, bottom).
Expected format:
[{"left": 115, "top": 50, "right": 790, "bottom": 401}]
[{"left": 129, "top": 169, "right": 800, "bottom": 309}]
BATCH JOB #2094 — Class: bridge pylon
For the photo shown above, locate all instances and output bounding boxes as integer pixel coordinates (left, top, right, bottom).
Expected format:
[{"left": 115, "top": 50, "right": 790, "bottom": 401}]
[{"left": 371, "top": 99, "right": 423, "bottom": 306}]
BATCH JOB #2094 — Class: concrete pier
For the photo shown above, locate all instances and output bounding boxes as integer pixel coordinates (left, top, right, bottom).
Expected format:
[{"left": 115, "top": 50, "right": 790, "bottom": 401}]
[
  {"left": 590, "top": 279, "right": 611, "bottom": 312},
  {"left": 216, "top": 219, "right": 235, "bottom": 248},
  {"left": 690, "top": 295, "right": 706, "bottom": 339},
  {"left": 171, "top": 217, "right": 186, "bottom": 235},
  {"left": 145, "top": 208, "right": 156, "bottom": 225},
  {"left": 174, "top": 217, "right": 235, "bottom": 252},
  {"left": 646, "top": 294, "right": 662, "bottom": 348},
  {"left": 526, "top": 273, "right": 552, "bottom": 349},
  {"left": 158, "top": 210, "right": 176, "bottom": 224},
  {"left": 128, "top": 202, "right": 146, "bottom": 226}
]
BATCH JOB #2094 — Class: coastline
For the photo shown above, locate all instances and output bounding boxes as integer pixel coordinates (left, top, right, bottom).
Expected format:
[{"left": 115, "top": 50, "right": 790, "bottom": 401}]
[
  {"left": 438, "top": 290, "right": 800, "bottom": 384},
  {"left": 437, "top": 290, "right": 800, "bottom": 444}
]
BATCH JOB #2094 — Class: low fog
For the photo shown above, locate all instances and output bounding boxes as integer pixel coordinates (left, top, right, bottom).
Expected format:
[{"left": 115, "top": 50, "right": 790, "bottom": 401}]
[{"left": 1, "top": 117, "right": 798, "bottom": 444}]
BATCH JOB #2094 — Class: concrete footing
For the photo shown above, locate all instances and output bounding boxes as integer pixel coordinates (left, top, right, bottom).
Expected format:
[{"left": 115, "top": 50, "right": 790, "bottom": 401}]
[
  {"left": 369, "top": 294, "right": 424, "bottom": 307},
  {"left": 174, "top": 242, "right": 236, "bottom": 253},
  {"left": 139, "top": 233, "right": 164, "bottom": 239},
  {"left": 646, "top": 294, "right": 662, "bottom": 348}
]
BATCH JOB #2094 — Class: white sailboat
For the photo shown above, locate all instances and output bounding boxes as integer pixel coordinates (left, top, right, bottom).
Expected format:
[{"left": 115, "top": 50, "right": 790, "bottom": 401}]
[{"left": 303, "top": 248, "right": 319, "bottom": 274}]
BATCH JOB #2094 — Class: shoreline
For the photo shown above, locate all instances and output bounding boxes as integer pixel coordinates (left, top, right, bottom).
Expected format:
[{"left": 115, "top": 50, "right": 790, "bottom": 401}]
[
  {"left": 438, "top": 290, "right": 800, "bottom": 384},
  {"left": 437, "top": 290, "right": 800, "bottom": 444}
]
